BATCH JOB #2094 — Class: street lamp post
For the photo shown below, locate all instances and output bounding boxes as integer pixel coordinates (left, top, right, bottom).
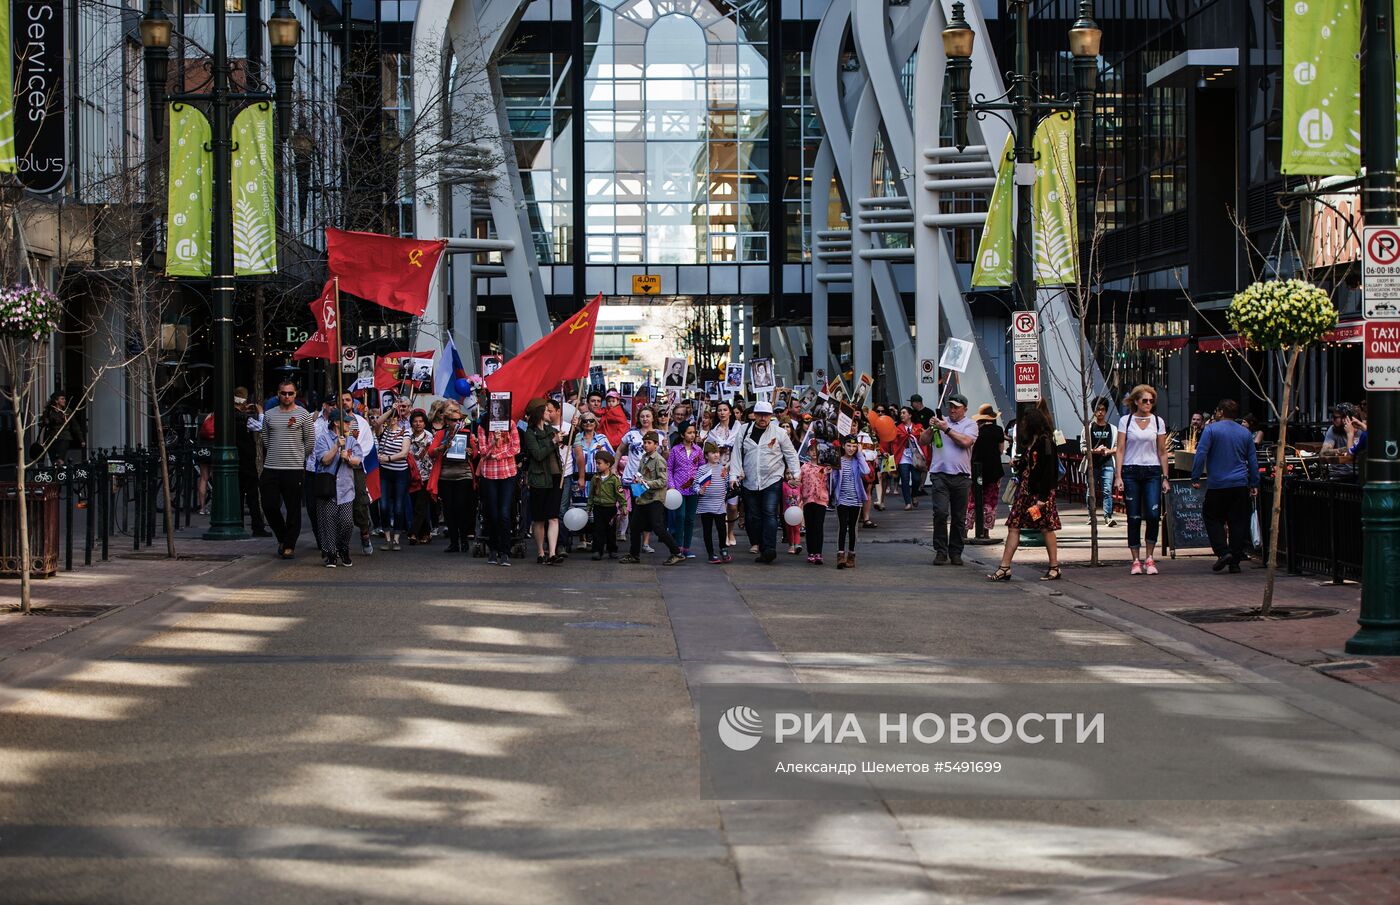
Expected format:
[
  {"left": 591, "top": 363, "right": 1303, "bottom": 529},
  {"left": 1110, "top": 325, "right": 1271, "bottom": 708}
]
[
  {"left": 1348, "top": 0, "right": 1400, "bottom": 655},
  {"left": 943, "top": 0, "right": 1100, "bottom": 544},
  {"left": 141, "top": 0, "right": 300, "bottom": 541}
]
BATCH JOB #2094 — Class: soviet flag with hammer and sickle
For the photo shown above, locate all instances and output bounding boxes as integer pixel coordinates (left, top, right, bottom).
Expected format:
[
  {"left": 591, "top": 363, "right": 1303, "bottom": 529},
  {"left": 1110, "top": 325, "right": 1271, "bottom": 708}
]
[{"left": 326, "top": 227, "right": 447, "bottom": 317}]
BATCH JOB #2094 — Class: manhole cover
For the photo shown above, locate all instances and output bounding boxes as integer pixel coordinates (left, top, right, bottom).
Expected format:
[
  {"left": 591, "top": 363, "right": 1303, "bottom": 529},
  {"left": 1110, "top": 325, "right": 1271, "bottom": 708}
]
[
  {"left": 565, "top": 621, "right": 651, "bottom": 630},
  {"left": 6, "top": 604, "right": 119, "bottom": 618},
  {"left": 1170, "top": 606, "right": 1342, "bottom": 624},
  {"left": 119, "top": 553, "right": 241, "bottom": 562}
]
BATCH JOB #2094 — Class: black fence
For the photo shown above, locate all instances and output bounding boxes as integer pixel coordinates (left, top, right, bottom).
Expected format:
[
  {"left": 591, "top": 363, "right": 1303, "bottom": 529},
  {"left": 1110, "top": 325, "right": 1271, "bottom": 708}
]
[
  {"left": 1258, "top": 478, "right": 1362, "bottom": 584},
  {"left": 2, "top": 440, "right": 206, "bottom": 577}
]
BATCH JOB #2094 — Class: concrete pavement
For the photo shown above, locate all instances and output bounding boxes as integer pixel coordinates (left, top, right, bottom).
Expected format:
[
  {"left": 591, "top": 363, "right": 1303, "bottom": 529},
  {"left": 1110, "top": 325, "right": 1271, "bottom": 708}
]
[{"left": 1, "top": 506, "right": 1399, "bottom": 903}]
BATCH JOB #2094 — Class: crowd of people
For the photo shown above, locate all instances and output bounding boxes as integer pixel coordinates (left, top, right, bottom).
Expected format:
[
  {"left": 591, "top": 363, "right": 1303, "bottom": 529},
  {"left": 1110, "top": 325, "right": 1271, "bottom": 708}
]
[
  {"left": 227, "top": 377, "right": 1288, "bottom": 584},
  {"left": 236, "top": 381, "right": 1047, "bottom": 572}
]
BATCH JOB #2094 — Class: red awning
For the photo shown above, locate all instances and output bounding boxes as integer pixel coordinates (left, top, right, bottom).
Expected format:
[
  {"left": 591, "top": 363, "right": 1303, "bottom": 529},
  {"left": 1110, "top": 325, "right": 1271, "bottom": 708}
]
[
  {"left": 1320, "top": 320, "right": 1364, "bottom": 343},
  {"left": 1197, "top": 335, "right": 1247, "bottom": 352},
  {"left": 1135, "top": 336, "right": 1190, "bottom": 351}
]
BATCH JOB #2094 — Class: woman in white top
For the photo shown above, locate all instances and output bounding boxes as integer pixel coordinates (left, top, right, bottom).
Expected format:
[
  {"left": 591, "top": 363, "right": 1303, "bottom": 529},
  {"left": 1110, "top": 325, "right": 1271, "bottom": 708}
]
[
  {"left": 706, "top": 401, "right": 743, "bottom": 546},
  {"left": 1113, "top": 384, "right": 1171, "bottom": 575}
]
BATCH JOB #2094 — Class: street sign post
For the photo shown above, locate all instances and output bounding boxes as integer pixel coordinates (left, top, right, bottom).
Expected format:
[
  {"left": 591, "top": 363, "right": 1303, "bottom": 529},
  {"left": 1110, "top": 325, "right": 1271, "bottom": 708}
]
[
  {"left": 341, "top": 345, "right": 357, "bottom": 372},
  {"left": 1012, "top": 310, "right": 1039, "bottom": 363},
  {"left": 632, "top": 274, "right": 661, "bottom": 295},
  {"left": 1365, "top": 321, "right": 1400, "bottom": 390},
  {"left": 1014, "top": 362, "right": 1041, "bottom": 402},
  {"left": 919, "top": 358, "right": 936, "bottom": 384},
  {"left": 1364, "top": 226, "right": 1400, "bottom": 318}
]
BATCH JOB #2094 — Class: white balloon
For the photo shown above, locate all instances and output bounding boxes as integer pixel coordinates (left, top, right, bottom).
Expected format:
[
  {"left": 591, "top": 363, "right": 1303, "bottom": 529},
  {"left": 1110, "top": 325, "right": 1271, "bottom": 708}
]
[
  {"left": 563, "top": 507, "right": 589, "bottom": 532},
  {"left": 664, "top": 488, "right": 684, "bottom": 510},
  {"left": 783, "top": 505, "right": 804, "bottom": 526}
]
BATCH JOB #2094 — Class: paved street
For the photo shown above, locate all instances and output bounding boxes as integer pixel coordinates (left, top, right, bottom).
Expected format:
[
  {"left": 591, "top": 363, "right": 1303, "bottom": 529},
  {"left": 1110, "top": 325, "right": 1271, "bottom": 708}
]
[{"left": 3, "top": 508, "right": 1400, "bottom": 904}]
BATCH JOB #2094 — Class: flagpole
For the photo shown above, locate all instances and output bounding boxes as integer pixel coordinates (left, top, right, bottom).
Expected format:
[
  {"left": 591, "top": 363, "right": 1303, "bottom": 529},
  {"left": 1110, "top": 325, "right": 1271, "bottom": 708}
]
[
  {"left": 333, "top": 276, "right": 343, "bottom": 411},
  {"left": 559, "top": 378, "right": 583, "bottom": 491}
]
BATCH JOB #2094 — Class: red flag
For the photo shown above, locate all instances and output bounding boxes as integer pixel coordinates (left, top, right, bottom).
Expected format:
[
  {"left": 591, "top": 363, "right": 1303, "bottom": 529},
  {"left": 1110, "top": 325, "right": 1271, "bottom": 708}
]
[
  {"left": 374, "top": 350, "right": 437, "bottom": 390},
  {"left": 485, "top": 294, "right": 602, "bottom": 422},
  {"left": 291, "top": 281, "right": 340, "bottom": 361},
  {"left": 326, "top": 227, "right": 446, "bottom": 316}
]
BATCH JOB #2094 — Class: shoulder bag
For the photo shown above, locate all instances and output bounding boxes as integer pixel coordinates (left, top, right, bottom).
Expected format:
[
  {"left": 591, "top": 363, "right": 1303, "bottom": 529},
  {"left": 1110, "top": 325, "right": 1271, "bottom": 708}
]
[{"left": 314, "top": 445, "right": 344, "bottom": 500}]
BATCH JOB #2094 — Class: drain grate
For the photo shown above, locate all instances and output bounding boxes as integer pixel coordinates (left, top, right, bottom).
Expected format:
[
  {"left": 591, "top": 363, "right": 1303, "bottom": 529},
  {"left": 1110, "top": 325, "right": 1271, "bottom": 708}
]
[
  {"left": 1170, "top": 606, "right": 1342, "bottom": 624},
  {"left": 565, "top": 620, "right": 652, "bottom": 630},
  {"left": 7, "top": 604, "right": 120, "bottom": 618}
]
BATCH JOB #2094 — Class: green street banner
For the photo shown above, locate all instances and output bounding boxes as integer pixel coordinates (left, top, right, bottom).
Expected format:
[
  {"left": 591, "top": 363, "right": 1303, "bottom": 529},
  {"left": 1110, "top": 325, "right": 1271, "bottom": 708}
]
[
  {"left": 1032, "top": 113, "right": 1078, "bottom": 285},
  {"left": 970, "top": 135, "right": 1014, "bottom": 287},
  {"left": 1282, "top": 0, "right": 1360, "bottom": 175},
  {"left": 166, "top": 104, "right": 212, "bottom": 277},
  {"left": 231, "top": 104, "right": 277, "bottom": 275},
  {"left": 0, "top": 0, "right": 15, "bottom": 174}
]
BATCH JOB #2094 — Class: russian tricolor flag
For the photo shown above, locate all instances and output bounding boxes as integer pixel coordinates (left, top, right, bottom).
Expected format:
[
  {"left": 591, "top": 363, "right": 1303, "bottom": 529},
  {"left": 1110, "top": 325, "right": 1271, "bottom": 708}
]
[{"left": 434, "top": 334, "right": 470, "bottom": 402}]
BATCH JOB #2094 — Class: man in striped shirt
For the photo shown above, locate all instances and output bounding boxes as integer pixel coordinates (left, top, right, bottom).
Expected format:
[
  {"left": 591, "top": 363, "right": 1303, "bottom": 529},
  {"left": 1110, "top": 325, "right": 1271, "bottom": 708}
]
[{"left": 257, "top": 380, "right": 316, "bottom": 558}]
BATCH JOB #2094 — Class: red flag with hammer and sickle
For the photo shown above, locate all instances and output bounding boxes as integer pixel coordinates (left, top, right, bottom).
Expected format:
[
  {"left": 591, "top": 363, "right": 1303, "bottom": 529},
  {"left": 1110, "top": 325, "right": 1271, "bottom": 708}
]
[
  {"left": 326, "top": 227, "right": 447, "bottom": 317},
  {"left": 291, "top": 281, "right": 340, "bottom": 361},
  {"left": 484, "top": 294, "right": 603, "bottom": 423}
]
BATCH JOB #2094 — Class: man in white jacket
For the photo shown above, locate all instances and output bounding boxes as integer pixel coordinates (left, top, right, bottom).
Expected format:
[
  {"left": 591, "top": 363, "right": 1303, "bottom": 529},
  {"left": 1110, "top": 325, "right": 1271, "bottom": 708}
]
[{"left": 729, "top": 400, "right": 799, "bottom": 563}]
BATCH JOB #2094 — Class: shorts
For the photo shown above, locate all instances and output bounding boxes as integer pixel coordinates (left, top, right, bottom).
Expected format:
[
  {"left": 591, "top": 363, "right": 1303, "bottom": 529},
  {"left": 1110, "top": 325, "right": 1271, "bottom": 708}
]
[{"left": 529, "top": 486, "right": 564, "bottom": 521}]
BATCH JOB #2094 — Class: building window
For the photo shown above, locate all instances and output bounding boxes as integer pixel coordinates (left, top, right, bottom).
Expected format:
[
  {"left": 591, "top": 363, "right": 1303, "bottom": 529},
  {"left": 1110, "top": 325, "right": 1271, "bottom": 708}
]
[{"left": 582, "top": 0, "right": 770, "bottom": 264}]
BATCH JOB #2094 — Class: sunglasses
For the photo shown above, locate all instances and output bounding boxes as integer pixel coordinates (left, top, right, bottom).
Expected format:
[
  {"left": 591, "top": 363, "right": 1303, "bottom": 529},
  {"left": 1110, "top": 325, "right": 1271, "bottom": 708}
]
[{"left": 278, "top": 391, "right": 295, "bottom": 397}]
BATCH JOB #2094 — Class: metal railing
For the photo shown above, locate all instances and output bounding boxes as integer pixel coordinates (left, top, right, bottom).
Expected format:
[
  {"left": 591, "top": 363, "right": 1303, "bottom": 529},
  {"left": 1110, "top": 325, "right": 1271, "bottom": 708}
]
[{"left": 1259, "top": 478, "right": 1363, "bottom": 584}]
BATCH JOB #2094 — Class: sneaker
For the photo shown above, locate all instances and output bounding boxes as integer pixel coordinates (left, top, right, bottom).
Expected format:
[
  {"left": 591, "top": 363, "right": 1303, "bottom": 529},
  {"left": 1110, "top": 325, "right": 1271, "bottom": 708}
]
[
  {"left": 1144, "top": 557, "right": 1158, "bottom": 575},
  {"left": 721, "top": 550, "right": 732, "bottom": 563},
  {"left": 361, "top": 537, "right": 374, "bottom": 556},
  {"left": 499, "top": 556, "right": 511, "bottom": 567},
  {"left": 685, "top": 551, "right": 697, "bottom": 559},
  {"left": 663, "top": 554, "right": 686, "bottom": 566},
  {"left": 1106, "top": 518, "right": 1117, "bottom": 527},
  {"left": 749, "top": 545, "right": 760, "bottom": 554},
  {"left": 760, "top": 549, "right": 777, "bottom": 564},
  {"left": 814, "top": 554, "right": 823, "bottom": 565},
  {"left": 618, "top": 554, "right": 640, "bottom": 564},
  {"left": 642, "top": 544, "right": 655, "bottom": 554},
  {"left": 323, "top": 555, "right": 337, "bottom": 568},
  {"left": 1130, "top": 559, "right": 1143, "bottom": 575},
  {"left": 949, "top": 555, "right": 963, "bottom": 566},
  {"left": 806, "top": 554, "right": 816, "bottom": 564},
  {"left": 1213, "top": 554, "right": 1232, "bottom": 573},
  {"left": 933, "top": 552, "right": 949, "bottom": 566},
  {"left": 338, "top": 550, "right": 353, "bottom": 567},
  {"left": 709, "top": 555, "right": 723, "bottom": 564},
  {"left": 487, "top": 553, "right": 498, "bottom": 565}
]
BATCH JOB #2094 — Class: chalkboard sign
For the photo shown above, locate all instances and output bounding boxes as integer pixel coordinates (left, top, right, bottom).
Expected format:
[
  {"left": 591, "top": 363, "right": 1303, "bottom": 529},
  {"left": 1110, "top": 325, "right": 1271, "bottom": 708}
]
[{"left": 1165, "top": 479, "right": 1210, "bottom": 553}]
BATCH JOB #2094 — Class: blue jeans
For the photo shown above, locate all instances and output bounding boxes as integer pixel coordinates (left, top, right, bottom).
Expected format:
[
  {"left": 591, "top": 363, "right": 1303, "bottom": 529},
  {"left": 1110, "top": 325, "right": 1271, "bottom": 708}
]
[
  {"left": 378, "top": 468, "right": 410, "bottom": 533},
  {"left": 669, "top": 493, "right": 699, "bottom": 550},
  {"left": 743, "top": 482, "right": 783, "bottom": 555},
  {"left": 898, "top": 463, "right": 916, "bottom": 506},
  {"left": 478, "top": 476, "right": 516, "bottom": 556},
  {"left": 1090, "top": 462, "right": 1114, "bottom": 520},
  {"left": 1120, "top": 464, "right": 1162, "bottom": 548}
]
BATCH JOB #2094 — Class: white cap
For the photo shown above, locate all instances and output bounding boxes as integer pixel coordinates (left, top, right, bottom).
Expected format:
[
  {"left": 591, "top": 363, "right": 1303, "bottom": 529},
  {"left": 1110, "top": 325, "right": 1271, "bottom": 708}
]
[{"left": 753, "top": 400, "right": 774, "bottom": 415}]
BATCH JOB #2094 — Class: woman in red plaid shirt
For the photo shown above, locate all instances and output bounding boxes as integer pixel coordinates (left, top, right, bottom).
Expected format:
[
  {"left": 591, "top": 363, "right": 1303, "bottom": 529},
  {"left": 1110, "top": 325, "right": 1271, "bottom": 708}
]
[{"left": 475, "top": 419, "right": 520, "bottom": 565}]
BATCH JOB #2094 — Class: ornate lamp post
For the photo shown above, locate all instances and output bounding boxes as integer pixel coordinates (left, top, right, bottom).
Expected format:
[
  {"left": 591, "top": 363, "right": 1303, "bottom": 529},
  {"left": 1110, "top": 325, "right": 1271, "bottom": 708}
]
[
  {"left": 943, "top": 0, "right": 1100, "bottom": 542},
  {"left": 1348, "top": 0, "right": 1400, "bottom": 655},
  {"left": 141, "top": 0, "right": 300, "bottom": 540}
]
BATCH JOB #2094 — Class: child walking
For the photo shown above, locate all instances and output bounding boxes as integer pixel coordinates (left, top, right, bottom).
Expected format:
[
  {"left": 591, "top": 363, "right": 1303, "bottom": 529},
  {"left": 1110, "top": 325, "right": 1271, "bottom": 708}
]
[
  {"left": 696, "top": 443, "right": 731, "bottom": 563},
  {"left": 588, "top": 450, "right": 622, "bottom": 560},
  {"left": 783, "top": 474, "right": 802, "bottom": 554},
  {"left": 619, "top": 431, "right": 685, "bottom": 566},
  {"left": 799, "top": 439, "right": 831, "bottom": 565},
  {"left": 830, "top": 435, "right": 870, "bottom": 569}
]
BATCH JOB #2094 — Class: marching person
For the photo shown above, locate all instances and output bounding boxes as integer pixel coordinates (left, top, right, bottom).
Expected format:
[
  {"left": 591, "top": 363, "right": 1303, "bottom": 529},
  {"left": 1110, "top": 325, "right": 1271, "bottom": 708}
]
[
  {"left": 799, "top": 438, "right": 832, "bottom": 564},
  {"left": 1191, "top": 398, "right": 1259, "bottom": 574},
  {"left": 312, "top": 408, "right": 364, "bottom": 568},
  {"left": 374, "top": 398, "right": 413, "bottom": 550},
  {"left": 891, "top": 406, "right": 922, "bottom": 510},
  {"left": 255, "top": 380, "right": 315, "bottom": 559},
  {"left": 1086, "top": 398, "right": 1118, "bottom": 526},
  {"left": 476, "top": 410, "right": 521, "bottom": 566},
  {"left": 427, "top": 401, "right": 477, "bottom": 553},
  {"left": 695, "top": 442, "right": 731, "bottom": 563},
  {"left": 1114, "top": 384, "right": 1170, "bottom": 575},
  {"left": 831, "top": 435, "right": 869, "bottom": 569},
  {"left": 619, "top": 430, "right": 685, "bottom": 566},
  {"left": 729, "top": 400, "right": 799, "bottom": 564},
  {"left": 921, "top": 393, "right": 979, "bottom": 566},
  {"left": 407, "top": 409, "right": 436, "bottom": 545},
  {"left": 523, "top": 398, "right": 566, "bottom": 565},
  {"left": 966, "top": 403, "right": 1004, "bottom": 537},
  {"left": 587, "top": 450, "right": 623, "bottom": 560},
  {"left": 667, "top": 422, "right": 704, "bottom": 557},
  {"left": 987, "top": 407, "right": 1062, "bottom": 582}
]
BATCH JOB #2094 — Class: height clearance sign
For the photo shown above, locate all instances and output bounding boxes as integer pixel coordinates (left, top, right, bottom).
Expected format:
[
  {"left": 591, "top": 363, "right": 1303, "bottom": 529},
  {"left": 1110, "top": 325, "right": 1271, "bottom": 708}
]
[{"left": 1365, "top": 226, "right": 1400, "bottom": 390}]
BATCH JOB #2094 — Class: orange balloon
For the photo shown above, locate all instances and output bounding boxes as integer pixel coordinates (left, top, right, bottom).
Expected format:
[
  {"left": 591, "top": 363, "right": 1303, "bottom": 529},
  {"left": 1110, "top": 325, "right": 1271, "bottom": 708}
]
[{"left": 869, "top": 412, "right": 896, "bottom": 443}]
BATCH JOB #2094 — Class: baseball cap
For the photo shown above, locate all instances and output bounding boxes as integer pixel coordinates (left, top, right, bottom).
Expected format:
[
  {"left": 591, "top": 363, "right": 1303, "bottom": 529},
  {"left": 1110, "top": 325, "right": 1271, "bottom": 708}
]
[
  {"left": 753, "top": 400, "right": 774, "bottom": 415},
  {"left": 606, "top": 390, "right": 621, "bottom": 399},
  {"left": 910, "top": 394, "right": 924, "bottom": 403},
  {"left": 947, "top": 393, "right": 969, "bottom": 407}
]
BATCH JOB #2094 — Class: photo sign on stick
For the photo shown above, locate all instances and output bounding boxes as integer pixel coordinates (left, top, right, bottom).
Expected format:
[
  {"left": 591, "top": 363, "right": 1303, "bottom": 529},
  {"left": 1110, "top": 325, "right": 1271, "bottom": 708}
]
[
  {"left": 939, "top": 338, "right": 974, "bottom": 373},
  {"left": 489, "top": 392, "right": 512, "bottom": 432}
]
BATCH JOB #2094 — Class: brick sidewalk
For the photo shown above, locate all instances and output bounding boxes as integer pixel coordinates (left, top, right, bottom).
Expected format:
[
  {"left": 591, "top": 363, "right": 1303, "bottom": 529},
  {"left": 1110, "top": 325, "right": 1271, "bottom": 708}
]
[
  {"left": 1094, "top": 840, "right": 1400, "bottom": 904},
  {"left": 952, "top": 506, "right": 1400, "bottom": 699},
  {"left": 0, "top": 519, "right": 271, "bottom": 660}
]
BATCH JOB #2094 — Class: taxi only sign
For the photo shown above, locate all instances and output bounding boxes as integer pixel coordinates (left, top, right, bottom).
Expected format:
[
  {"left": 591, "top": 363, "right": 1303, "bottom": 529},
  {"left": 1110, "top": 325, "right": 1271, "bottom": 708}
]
[{"left": 1365, "top": 321, "right": 1400, "bottom": 390}]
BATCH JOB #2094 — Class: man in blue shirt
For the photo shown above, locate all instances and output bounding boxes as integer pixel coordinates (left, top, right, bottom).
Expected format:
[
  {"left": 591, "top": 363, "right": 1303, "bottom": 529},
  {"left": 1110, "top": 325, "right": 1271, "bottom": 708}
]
[{"left": 1190, "top": 399, "right": 1259, "bottom": 574}]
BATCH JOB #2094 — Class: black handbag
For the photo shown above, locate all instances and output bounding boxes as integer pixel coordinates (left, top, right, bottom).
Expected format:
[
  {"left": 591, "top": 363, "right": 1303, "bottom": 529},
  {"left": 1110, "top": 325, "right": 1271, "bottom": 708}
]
[{"left": 314, "top": 454, "right": 343, "bottom": 500}]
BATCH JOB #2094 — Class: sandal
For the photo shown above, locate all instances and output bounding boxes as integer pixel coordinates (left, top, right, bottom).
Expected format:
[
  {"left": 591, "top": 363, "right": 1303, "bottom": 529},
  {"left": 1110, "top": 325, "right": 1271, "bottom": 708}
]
[
  {"left": 1040, "top": 566, "right": 1062, "bottom": 581},
  {"left": 862, "top": 520, "right": 878, "bottom": 529},
  {"left": 987, "top": 567, "right": 1012, "bottom": 582}
]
